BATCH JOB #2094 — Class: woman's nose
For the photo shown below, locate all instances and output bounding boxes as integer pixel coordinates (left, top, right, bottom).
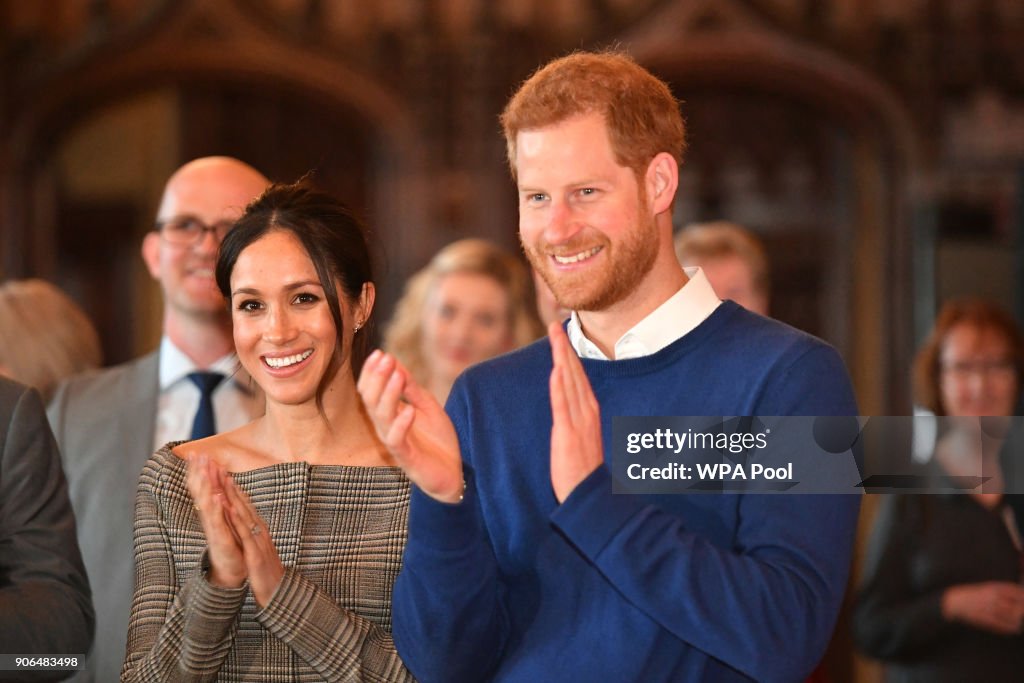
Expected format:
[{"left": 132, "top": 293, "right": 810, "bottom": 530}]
[{"left": 264, "top": 307, "right": 297, "bottom": 344}]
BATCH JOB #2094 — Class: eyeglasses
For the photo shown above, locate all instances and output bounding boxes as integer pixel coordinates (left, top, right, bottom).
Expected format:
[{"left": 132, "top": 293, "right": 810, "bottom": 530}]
[
  {"left": 941, "top": 359, "right": 1016, "bottom": 380},
  {"left": 154, "top": 215, "right": 235, "bottom": 245}
]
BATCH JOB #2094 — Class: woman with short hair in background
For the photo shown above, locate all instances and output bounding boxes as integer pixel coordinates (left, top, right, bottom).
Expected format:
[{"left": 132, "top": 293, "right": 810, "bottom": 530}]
[{"left": 853, "top": 298, "right": 1024, "bottom": 682}]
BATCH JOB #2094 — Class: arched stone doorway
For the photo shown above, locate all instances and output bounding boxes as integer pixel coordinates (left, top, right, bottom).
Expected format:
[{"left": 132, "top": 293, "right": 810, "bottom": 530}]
[{"left": 0, "top": 0, "right": 421, "bottom": 364}]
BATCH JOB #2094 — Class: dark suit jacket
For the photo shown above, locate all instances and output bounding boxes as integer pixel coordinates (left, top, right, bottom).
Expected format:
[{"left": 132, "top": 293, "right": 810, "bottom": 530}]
[
  {"left": 47, "top": 353, "right": 158, "bottom": 683},
  {"left": 0, "top": 377, "right": 93, "bottom": 682}
]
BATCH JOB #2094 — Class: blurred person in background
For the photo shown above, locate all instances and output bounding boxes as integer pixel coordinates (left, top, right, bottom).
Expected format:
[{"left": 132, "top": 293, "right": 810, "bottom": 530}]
[
  {"left": 0, "top": 281, "right": 97, "bottom": 679},
  {"left": 384, "top": 238, "right": 542, "bottom": 403},
  {"left": 673, "top": 221, "right": 769, "bottom": 316},
  {"left": 1, "top": 377, "right": 94, "bottom": 682},
  {"left": 853, "top": 298, "right": 1024, "bottom": 682},
  {"left": 0, "top": 279, "right": 102, "bottom": 402},
  {"left": 0, "top": 278, "right": 96, "bottom": 679},
  {"left": 47, "top": 156, "right": 269, "bottom": 682}
]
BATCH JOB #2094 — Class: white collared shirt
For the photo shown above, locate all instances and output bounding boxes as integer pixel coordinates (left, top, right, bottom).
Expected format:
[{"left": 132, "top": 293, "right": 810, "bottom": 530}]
[
  {"left": 154, "top": 336, "right": 264, "bottom": 449},
  {"left": 567, "top": 267, "right": 722, "bottom": 360}
]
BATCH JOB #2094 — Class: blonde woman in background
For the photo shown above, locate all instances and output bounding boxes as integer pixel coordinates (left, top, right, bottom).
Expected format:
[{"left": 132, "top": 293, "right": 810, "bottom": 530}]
[
  {"left": 385, "top": 238, "right": 543, "bottom": 403},
  {"left": 0, "top": 278, "right": 103, "bottom": 400}
]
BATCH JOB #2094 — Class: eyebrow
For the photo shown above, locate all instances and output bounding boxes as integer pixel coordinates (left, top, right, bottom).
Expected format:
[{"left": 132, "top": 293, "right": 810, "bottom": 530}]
[
  {"left": 518, "top": 179, "right": 603, "bottom": 192},
  {"left": 231, "top": 280, "right": 323, "bottom": 297}
]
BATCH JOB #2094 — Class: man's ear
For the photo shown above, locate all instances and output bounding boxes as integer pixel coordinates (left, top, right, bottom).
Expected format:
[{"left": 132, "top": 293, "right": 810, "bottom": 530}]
[
  {"left": 356, "top": 282, "right": 376, "bottom": 327},
  {"left": 645, "top": 152, "right": 679, "bottom": 215},
  {"left": 141, "top": 232, "right": 162, "bottom": 280}
]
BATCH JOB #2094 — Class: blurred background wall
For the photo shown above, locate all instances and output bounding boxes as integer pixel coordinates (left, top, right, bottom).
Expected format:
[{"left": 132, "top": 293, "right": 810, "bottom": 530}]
[{"left": 1, "top": 2, "right": 1022, "bottom": 679}]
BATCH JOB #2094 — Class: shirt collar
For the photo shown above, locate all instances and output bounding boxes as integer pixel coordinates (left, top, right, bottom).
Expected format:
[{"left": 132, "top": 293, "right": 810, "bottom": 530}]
[
  {"left": 158, "top": 336, "right": 250, "bottom": 391},
  {"left": 567, "top": 267, "right": 721, "bottom": 360}
]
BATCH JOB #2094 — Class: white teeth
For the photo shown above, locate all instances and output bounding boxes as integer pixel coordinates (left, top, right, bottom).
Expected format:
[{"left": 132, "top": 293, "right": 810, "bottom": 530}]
[
  {"left": 264, "top": 350, "right": 313, "bottom": 368},
  {"left": 553, "top": 246, "right": 601, "bottom": 264}
]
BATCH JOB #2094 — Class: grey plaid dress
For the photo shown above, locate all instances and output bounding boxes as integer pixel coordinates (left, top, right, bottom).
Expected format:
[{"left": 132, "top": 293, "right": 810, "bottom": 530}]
[{"left": 121, "top": 444, "right": 414, "bottom": 682}]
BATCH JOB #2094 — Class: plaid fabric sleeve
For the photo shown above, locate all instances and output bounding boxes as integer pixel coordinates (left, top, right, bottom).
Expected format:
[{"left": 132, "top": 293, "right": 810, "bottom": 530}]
[
  {"left": 255, "top": 567, "right": 415, "bottom": 683},
  {"left": 121, "top": 457, "right": 247, "bottom": 682}
]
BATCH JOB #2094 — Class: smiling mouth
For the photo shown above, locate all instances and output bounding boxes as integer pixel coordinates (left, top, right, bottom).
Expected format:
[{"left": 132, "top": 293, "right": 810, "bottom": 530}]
[
  {"left": 552, "top": 246, "right": 602, "bottom": 265},
  {"left": 263, "top": 350, "right": 313, "bottom": 368}
]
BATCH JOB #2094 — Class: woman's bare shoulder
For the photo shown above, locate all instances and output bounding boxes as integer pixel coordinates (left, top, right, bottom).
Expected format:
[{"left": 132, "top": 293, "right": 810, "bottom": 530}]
[
  {"left": 169, "top": 426, "right": 253, "bottom": 465},
  {"left": 170, "top": 423, "right": 275, "bottom": 472}
]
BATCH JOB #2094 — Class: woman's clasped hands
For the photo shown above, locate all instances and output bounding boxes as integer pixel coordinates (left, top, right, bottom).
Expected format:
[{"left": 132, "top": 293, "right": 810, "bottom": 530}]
[{"left": 186, "top": 453, "right": 284, "bottom": 607}]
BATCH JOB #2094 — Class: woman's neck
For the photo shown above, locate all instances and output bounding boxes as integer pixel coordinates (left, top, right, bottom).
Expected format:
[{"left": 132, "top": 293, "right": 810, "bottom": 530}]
[
  {"left": 935, "top": 422, "right": 1005, "bottom": 507},
  {"left": 253, "top": 374, "right": 394, "bottom": 467}
]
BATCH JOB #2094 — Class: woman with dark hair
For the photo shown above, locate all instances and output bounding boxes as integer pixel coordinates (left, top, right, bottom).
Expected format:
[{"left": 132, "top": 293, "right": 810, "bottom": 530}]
[
  {"left": 853, "top": 298, "right": 1024, "bottom": 682},
  {"left": 122, "top": 180, "right": 413, "bottom": 682}
]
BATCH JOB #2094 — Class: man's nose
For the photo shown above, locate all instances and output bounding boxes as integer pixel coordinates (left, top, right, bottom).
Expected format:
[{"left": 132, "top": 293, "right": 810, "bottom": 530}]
[{"left": 545, "top": 199, "right": 580, "bottom": 244}]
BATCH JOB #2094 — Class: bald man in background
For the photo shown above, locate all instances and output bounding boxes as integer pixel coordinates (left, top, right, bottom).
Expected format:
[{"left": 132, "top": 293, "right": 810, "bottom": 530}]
[{"left": 47, "top": 157, "right": 269, "bottom": 682}]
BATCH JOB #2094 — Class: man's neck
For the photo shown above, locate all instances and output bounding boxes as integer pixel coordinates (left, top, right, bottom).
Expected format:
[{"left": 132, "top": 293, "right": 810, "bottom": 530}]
[
  {"left": 576, "top": 257, "right": 688, "bottom": 359},
  {"left": 164, "top": 311, "right": 233, "bottom": 368}
]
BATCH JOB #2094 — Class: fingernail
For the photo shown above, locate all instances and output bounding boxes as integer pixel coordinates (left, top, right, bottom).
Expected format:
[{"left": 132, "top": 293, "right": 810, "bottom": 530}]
[{"left": 368, "top": 349, "right": 381, "bottom": 362}]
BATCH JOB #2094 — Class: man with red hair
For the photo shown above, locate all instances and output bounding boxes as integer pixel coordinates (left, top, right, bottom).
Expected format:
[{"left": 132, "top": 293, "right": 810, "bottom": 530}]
[{"left": 361, "top": 51, "right": 859, "bottom": 683}]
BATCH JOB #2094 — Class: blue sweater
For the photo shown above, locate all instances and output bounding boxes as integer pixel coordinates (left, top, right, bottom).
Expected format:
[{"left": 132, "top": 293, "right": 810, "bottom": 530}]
[{"left": 392, "top": 302, "right": 861, "bottom": 683}]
